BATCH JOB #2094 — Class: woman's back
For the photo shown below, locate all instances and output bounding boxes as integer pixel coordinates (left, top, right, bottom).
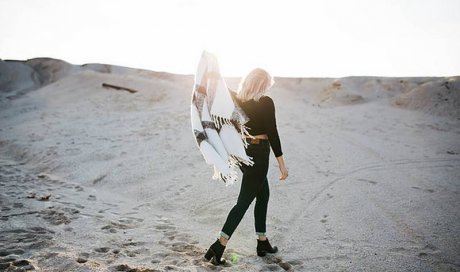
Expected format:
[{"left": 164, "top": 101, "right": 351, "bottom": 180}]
[{"left": 238, "top": 96, "right": 283, "bottom": 158}]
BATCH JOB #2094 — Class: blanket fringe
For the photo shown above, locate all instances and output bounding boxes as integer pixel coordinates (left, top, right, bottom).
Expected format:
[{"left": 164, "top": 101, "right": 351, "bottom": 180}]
[
  {"left": 240, "top": 124, "right": 253, "bottom": 148},
  {"left": 212, "top": 167, "right": 238, "bottom": 186},
  {"left": 229, "top": 155, "right": 254, "bottom": 167},
  {"left": 211, "top": 154, "right": 254, "bottom": 185},
  {"left": 211, "top": 115, "right": 234, "bottom": 129},
  {"left": 211, "top": 114, "right": 254, "bottom": 148}
]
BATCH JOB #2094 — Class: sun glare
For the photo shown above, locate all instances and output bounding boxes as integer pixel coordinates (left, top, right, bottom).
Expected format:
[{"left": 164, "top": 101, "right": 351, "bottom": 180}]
[{"left": 0, "top": 0, "right": 459, "bottom": 77}]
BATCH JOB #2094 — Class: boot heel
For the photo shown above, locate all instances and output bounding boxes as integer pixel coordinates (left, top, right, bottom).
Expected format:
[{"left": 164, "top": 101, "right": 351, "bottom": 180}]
[
  {"left": 257, "top": 250, "right": 267, "bottom": 257},
  {"left": 204, "top": 248, "right": 214, "bottom": 261},
  {"left": 204, "top": 239, "right": 226, "bottom": 265},
  {"left": 257, "top": 238, "right": 278, "bottom": 257}
]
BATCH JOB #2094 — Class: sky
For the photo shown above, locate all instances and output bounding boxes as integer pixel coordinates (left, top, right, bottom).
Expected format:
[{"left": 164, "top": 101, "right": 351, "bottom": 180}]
[{"left": 1, "top": 0, "right": 459, "bottom": 77}]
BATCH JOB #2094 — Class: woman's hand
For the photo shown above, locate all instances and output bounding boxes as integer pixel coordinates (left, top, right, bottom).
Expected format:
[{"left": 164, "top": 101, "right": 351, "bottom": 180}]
[
  {"left": 279, "top": 165, "right": 289, "bottom": 181},
  {"left": 276, "top": 155, "right": 288, "bottom": 181}
]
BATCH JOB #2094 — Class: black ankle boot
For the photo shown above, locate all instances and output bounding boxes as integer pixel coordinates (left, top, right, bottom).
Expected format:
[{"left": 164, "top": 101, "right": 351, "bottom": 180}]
[
  {"left": 204, "top": 239, "right": 226, "bottom": 265},
  {"left": 257, "top": 238, "right": 278, "bottom": 257}
]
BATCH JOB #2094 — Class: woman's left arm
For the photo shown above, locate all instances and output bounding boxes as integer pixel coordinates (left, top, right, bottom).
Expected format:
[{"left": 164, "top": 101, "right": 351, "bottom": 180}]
[
  {"left": 276, "top": 155, "right": 289, "bottom": 181},
  {"left": 262, "top": 97, "right": 288, "bottom": 180}
]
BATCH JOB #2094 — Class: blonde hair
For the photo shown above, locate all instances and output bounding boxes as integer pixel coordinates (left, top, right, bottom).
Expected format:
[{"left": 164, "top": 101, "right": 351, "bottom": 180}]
[{"left": 237, "top": 68, "right": 274, "bottom": 102}]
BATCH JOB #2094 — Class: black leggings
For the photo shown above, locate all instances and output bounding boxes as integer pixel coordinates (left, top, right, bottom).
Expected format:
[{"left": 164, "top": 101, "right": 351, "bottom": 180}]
[{"left": 221, "top": 140, "right": 270, "bottom": 239}]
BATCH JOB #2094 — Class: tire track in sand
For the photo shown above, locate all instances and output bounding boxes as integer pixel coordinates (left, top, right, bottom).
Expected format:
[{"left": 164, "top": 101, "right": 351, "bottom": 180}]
[{"left": 278, "top": 157, "right": 460, "bottom": 243}]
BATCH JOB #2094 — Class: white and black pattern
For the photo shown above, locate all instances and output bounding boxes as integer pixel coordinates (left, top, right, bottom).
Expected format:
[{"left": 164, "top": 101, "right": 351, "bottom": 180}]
[{"left": 191, "top": 51, "right": 253, "bottom": 185}]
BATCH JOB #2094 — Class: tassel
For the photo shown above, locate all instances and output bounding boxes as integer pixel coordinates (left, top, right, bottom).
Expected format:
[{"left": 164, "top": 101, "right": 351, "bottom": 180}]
[
  {"left": 240, "top": 124, "right": 254, "bottom": 148},
  {"left": 229, "top": 155, "right": 254, "bottom": 167},
  {"left": 211, "top": 115, "right": 237, "bottom": 130},
  {"left": 212, "top": 164, "right": 239, "bottom": 185}
]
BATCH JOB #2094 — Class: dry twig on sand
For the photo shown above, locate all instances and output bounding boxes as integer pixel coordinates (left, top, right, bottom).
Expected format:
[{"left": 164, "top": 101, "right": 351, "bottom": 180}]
[{"left": 102, "top": 83, "right": 138, "bottom": 93}]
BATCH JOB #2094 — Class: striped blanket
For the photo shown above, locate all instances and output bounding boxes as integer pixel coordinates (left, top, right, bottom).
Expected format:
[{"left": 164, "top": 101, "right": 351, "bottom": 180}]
[{"left": 191, "top": 51, "right": 254, "bottom": 185}]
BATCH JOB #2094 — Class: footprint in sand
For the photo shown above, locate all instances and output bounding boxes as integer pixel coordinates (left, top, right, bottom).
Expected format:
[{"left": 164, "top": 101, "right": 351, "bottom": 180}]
[
  {"left": 0, "top": 227, "right": 55, "bottom": 269},
  {"left": 88, "top": 194, "right": 97, "bottom": 201},
  {"left": 0, "top": 258, "right": 35, "bottom": 271},
  {"left": 155, "top": 224, "right": 176, "bottom": 232},
  {"left": 76, "top": 252, "right": 90, "bottom": 263},
  {"left": 357, "top": 178, "right": 378, "bottom": 185},
  {"left": 174, "top": 184, "right": 193, "bottom": 196},
  {"left": 262, "top": 255, "right": 304, "bottom": 271},
  {"left": 94, "top": 247, "right": 111, "bottom": 253},
  {"left": 416, "top": 243, "right": 439, "bottom": 260},
  {"left": 125, "top": 247, "right": 150, "bottom": 258},
  {"left": 131, "top": 202, "right": 152, "bottom": 211},
  {"left": 39, "top": 206, "right": 80, "bottom": 225},
  {"left": 411, "top": 186, "right": 435, "bottom": 193},
  {"left": 110, "top": 264, "right": 156, "bottom": 272},
  {"left": 101, "top": 220, "right": 136, "bottom": 233},
  {"left": 149, "top": 217, "right": 205, "bottom": 269},
  {"left": 320, "top": 215, "right": 328, "bottom": 223}
]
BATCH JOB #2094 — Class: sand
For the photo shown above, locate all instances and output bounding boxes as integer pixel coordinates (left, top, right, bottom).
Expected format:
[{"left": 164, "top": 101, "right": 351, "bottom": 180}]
[{"left": 0, "top": 58, "right": 459, "bottom": 271}]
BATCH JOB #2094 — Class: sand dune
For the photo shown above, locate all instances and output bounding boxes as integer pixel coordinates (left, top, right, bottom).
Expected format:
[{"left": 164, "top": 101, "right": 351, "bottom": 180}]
[{"left": 0, "top": 58, "right": 459, "bottom": 271}]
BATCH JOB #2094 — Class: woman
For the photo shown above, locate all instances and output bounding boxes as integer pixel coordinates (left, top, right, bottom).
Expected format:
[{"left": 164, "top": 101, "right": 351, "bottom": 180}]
[{"left": 204, "top": 68, "right": 289, "bottom": 265}]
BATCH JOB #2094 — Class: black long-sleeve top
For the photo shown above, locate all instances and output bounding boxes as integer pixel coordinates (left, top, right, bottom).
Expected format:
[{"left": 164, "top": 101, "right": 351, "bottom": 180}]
[{"left": 238, "top": 96, "right": 283, "bottom": 157}]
